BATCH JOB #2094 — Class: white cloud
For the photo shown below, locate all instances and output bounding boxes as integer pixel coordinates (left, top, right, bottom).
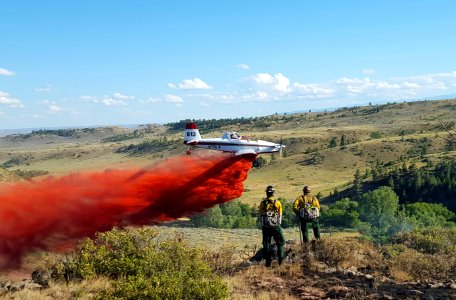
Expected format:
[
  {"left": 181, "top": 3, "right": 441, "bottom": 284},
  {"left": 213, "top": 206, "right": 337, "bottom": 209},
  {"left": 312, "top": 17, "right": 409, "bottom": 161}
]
[
  {"left": 49, "top": 105, "right": 62, "bottom": 113},
  {"left": 168, "top": 78, "right": 212, "bottom": 90},
  {"left": 362, "top": 69, "right": 376, "bottom": 75},
  {"left": 237, "top": 64, "right": 250, "bottom": 70},
  {"left": 142, "top": 97, "right": 162, "bottom": 103},
  {"left": 0, "top": 68, "right": 15, "bottom": 76},
  {"left": 80, "top": 93, "right": 134, "bottom": 106},
  {"left": 186, "top": 70, "right": 456, "bottom": 106},
  {"left": 80, "top": 95, "right": 99, "bottom": 102},
  {"left": 37, "top": 99, "right": 64, "bottom": 114},
  {"left": 249, "top": 72, "right": 291, "bottom": 94},
  {"left": 336, "top": 77, "right": 400, "bottom": 95},
  {"left": 0, "top": 91, "right": 24, "bottom": 107},
  {"left": 403, "top": 82, "right": 421, "bottom": 89},
  {"left": 274, "top": 73, "right": 291, "bottom": 93},
  {"left": 101, "top": 96, "right": 126, "bottom": 106},
  {"left": 142, "top": 95, "right": 184, "bottom": 104},
  {"left": 255, "top": 91, "right": 269, "bottom": 100},
  {"left": 165, "top": 95, "right": 184, "bottom": 103},
  {"left": 35, "top": 84, "right": 53, "bottom": 92},
  {"left": 113, "top": 92, "right": 134, "bottom": 100},
  {"left": 293, "top": 83, "right": 336, "bottom": 99},
  {"left": 251, "top": 73, "right": 274, "bottom": 84}
]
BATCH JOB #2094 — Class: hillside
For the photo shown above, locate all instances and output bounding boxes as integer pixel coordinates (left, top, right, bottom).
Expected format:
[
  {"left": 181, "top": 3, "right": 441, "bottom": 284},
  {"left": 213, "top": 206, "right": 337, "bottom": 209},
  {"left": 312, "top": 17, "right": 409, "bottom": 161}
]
[
  {"left": 1, "top": 99, "right": 455, "bottom": 205},
  {"left": 1, "top": 99, "right": 456, "bottom": 299}
]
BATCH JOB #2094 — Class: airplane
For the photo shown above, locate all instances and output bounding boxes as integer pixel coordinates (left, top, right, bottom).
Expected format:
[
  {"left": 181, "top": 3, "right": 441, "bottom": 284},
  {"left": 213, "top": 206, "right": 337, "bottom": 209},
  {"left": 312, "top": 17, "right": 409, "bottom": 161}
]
[{"left": 183, "top": 122, "right": 285, "bottom": 167}]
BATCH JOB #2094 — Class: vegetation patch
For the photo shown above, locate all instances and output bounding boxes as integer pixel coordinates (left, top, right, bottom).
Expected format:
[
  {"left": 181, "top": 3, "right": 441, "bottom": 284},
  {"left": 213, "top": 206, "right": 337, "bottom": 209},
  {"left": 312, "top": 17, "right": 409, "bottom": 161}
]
[
  {"left": 115, "top": 139, "right": 175, "bottom": 155},
  {"left": 46, "top": 228, "right": 228, "bottom": 299},
  {"left": 12, "top": 169, "right": 49, "bottom": 179}
]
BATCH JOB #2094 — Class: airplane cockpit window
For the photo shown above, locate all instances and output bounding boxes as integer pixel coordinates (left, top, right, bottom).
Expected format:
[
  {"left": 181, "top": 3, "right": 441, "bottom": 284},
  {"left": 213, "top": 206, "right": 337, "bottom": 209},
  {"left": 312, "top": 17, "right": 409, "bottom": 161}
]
[
  {"left": 223, "top": 132, "right": 241, "bottom": 140},
  {"left": 230, "top": 133, "right": 240, "bottom": 139}
]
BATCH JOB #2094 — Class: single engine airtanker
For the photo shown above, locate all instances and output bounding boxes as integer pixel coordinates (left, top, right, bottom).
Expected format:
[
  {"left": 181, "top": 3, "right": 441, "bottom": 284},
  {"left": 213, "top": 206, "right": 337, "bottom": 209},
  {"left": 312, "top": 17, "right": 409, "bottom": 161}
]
[{"left": 183, "top": 122, "right": 285, "bottom": 167}]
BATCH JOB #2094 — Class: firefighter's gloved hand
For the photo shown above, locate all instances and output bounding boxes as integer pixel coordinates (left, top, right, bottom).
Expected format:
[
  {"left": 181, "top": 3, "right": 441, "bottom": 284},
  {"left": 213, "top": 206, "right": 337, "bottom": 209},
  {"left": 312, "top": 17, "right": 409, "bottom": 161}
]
[{"left": 278, "top": 215, "right": 282, "bottom": 225}]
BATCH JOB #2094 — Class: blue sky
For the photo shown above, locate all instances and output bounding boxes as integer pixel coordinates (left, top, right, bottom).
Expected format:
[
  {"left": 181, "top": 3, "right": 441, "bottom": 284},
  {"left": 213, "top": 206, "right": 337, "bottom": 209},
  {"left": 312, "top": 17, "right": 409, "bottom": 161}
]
[{"left": 1, "top": 1, "right": 456, "bottom": 129}]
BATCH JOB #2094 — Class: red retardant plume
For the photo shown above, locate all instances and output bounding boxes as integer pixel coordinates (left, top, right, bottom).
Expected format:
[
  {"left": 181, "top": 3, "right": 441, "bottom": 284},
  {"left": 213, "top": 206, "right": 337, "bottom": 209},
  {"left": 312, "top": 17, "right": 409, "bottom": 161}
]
[{"left": 0, "top": 153, "right": 254, "bottom": 269}]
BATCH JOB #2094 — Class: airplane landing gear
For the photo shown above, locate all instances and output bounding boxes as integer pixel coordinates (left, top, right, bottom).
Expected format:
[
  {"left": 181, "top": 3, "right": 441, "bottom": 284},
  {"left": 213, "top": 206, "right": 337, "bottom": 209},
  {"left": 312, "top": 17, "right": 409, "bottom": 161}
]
[{"left": 252, "top": 159, "right": 260, "bottom": 168}]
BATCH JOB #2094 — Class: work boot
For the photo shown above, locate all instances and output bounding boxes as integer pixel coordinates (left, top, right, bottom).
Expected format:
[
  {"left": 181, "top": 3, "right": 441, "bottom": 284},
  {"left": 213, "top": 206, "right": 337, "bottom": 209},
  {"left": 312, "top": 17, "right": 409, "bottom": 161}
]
[{"left": 311, "top": 239, "right": 317, "bottom": 252}]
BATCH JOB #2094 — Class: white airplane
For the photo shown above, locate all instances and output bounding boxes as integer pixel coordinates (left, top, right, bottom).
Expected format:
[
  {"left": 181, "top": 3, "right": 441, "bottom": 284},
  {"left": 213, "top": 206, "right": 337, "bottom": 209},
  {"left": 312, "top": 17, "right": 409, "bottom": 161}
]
[{"left": 183, "top": 122, "right": 285, "bottom": 167}]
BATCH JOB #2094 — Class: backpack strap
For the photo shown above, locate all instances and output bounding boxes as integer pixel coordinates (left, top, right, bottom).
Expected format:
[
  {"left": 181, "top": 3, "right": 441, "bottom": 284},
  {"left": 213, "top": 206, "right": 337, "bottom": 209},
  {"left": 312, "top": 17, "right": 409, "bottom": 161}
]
[
  {"left": 303, "top": 195, "right": 315, "bottom": 205},
  {"left": 263, "top": 198, "right": 278, "bottom": 213}
]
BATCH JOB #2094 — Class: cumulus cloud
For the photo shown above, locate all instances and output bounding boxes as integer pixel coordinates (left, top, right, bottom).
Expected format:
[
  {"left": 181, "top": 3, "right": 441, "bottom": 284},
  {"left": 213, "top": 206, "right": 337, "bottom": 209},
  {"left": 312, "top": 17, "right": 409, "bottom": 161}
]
[
  {"left": 0, "top": 68, "right": 15, "bottom": 76},
  {"left": 168, "top": 78, "right": 212, "bottom": 90},
  {"left": 38, "top": 100, "right": 63, "bottom": 113},
  {"left": 35, "top": 84, "right": 54, "bottom": 92},
  {"left": 293, "top": 83, "right": 336, "bottom": 99},
  {"left": 0, "top": 91, "right": 24, "bottom": 107},
  {"left": 141, "top": 95, "right": 184, "bottom": 105},
  {"left": 362, "top": 69, "right": 376, "bottom": 75},
  {"left": 49, "top": 105, "right": 62, "bottom": 113},
  {"left": 101, "top": 97, "right": 127, "bottom": 106},
  {"left": 249, "top": 72, "right": 291, "bottom": 94},
  {"left": 336, "top": 77, "right": 400, "bottom": 95},
  {"left": 237, "top": 64, "right": 250, "bottom": 70},
  {"left": 80, "top": 95, "right": 99, "bottom": 102},
  {"left": 195, "top": 70, "right": 456, "bottom": 105},
  {"left": 79, "top": 92, "right": 134, "bottom": 106},
  {"left": 112, "top": 92, "right": 134, "bottom": 101},
  {"left": 142, "top": 97, "right": 162, "bottom": 103},
  {"left": 403, "top": 82, "right": 421, "bottom": 89},
  {"left": 165, "top": 94, "right": 184, "bottom": 103}
]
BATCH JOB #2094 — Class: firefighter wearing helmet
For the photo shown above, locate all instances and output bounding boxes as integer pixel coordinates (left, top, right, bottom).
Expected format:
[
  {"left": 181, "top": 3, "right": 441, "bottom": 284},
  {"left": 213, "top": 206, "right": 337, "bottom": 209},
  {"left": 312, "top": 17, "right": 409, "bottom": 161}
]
[
  {"left": 258, "top": 185, "right": 285, "bottom": 267},
  {"left": 293, "top": 185, "right": 321, "bottom": 243}
]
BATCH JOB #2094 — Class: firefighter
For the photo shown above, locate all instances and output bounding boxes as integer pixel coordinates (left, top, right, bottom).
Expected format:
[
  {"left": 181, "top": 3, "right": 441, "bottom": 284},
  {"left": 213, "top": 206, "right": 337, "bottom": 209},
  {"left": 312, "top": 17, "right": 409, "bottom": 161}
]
[
  {"left": 293, "top": 185, "right": 321, "bottom": 243},
  {"left": 258, "top": 185, "right": 285, "bottom": 267}
]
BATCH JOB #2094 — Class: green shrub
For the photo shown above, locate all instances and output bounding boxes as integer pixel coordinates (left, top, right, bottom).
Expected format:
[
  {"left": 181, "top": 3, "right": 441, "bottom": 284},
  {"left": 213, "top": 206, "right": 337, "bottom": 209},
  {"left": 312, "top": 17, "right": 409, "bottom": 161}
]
[
  {"left": 190, "top": 201, "right": 257, "bottom": 229},
  {"left": 320, "top": 198, "right": 361, "bottom": 228},
  {"left": 392, "top": 227, "right": 456, "bottom": 254},
  {"left": 383, "top": 228, "right": 456, "bottom": 281},
  {"left": 49, "top": 228, "right": 227, "bottom": 299},
  {"left": 370, "top": 131, "right": 384, "bottom": 139},
  {"left": 281, "top": 201, "right": 299, "bottom": 228},
  {"left": 404, "top": 202, "right": 456, "bottom": 228},
  {"left": 385, "top": 246, "right": 455, "bottom": 282}
]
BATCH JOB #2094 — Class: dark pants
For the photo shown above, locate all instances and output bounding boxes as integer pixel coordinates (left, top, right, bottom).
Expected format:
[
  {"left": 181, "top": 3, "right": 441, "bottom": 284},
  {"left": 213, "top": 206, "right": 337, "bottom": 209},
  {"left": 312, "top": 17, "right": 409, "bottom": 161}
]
[
  {"left": 262, "top": 226, "right": 285, "bottom": 265},
  {"left": 299, "top": 218, "right": 320, "bottom": 243}
]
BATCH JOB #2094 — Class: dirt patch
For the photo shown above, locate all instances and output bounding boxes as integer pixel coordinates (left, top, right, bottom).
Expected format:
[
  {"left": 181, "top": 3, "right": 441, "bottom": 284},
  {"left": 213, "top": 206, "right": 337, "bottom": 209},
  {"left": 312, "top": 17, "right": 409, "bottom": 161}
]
[{"left": 239, "top": 265, "right": 456, "bottom": 299}]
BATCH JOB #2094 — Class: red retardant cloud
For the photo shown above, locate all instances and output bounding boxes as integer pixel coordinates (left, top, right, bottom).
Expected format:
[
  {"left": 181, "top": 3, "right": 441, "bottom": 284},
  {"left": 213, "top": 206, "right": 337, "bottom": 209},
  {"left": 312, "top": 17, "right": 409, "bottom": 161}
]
[{"left": 0, "top": 153, "right": 254, "bottom": 269}]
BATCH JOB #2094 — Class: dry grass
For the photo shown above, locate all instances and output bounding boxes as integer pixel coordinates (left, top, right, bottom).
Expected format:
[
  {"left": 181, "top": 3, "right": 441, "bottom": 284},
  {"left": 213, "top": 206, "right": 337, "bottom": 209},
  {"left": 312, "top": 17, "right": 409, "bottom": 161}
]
[
  {"left": 225, "top": 263, "right": 302, "bottom": 300},
  {"left": 0, "top": 278, "right": 111, "bottom": 300},
  {"left": 388, "top": 248, "right": 456, "bottom": 282}
]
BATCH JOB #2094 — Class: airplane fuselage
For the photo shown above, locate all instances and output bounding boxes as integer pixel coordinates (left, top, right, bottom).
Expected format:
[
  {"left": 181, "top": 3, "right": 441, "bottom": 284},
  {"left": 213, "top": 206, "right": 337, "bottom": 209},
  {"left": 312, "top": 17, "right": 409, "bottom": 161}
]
[
  {"left": 183, "top": 123, "right": 285, "bottom": 166},
  {"left": 185, "top": 137, "right": 282, "bottom": 154}
]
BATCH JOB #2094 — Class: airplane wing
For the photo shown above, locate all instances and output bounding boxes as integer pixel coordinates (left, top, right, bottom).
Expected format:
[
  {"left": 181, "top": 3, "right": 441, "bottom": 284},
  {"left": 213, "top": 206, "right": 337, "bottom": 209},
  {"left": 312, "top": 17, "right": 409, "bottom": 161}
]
[{"left": 234, "top": 149, "right": 257, "bottom": 156}]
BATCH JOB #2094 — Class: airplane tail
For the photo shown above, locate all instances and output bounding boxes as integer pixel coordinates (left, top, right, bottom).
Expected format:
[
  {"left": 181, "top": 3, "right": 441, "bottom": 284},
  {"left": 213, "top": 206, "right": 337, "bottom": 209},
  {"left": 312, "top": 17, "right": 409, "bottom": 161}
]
[{"left": 184, "top": 122, "right": 202, "bottom": 144}]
